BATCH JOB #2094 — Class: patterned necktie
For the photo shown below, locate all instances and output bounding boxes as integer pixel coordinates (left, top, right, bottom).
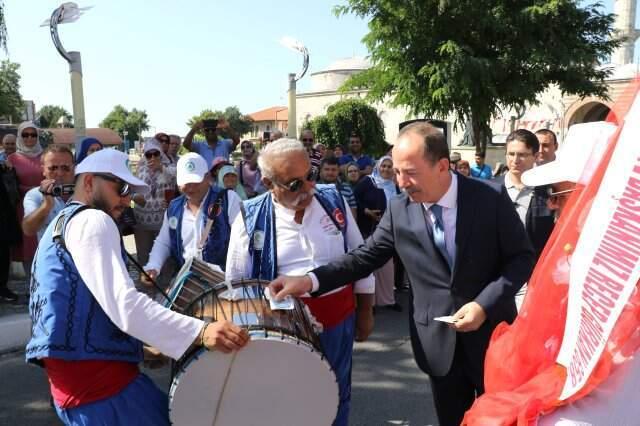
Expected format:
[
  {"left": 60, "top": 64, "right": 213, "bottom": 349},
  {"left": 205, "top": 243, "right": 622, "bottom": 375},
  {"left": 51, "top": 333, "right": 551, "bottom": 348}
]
[{"left": 430, "top": 204, "right": 453, "bottom": 270}]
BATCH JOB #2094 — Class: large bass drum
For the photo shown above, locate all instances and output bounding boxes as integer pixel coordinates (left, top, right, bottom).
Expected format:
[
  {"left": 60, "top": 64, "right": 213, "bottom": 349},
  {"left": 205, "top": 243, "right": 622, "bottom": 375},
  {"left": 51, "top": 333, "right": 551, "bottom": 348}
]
[{"left": 168, "top": 279, "right": 339, "bottom": 426}]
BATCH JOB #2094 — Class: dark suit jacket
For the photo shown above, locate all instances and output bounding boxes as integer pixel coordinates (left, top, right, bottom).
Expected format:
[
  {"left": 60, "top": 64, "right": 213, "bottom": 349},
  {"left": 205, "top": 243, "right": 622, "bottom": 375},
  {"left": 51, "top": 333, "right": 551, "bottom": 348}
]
[
  {"left": 312, "top": 174, "right": 535, "bottom": 377},
  {"left": 493, "top": 174, "right": 555, "bottom": 260}
]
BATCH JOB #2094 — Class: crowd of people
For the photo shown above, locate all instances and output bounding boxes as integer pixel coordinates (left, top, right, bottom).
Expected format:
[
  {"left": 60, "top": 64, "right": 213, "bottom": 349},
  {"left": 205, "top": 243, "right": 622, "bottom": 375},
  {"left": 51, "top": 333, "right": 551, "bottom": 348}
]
[{"left": 0, "top": 116, "right": 573, "bottom": 426}]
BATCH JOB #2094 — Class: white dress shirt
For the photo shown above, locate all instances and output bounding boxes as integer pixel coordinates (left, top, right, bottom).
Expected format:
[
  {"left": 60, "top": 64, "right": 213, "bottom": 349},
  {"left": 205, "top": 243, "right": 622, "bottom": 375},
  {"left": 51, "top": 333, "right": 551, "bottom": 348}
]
[
  {"left": 422, "top": 172, "right": 458, "bottom": 267},
  {"left": 226, "top": 196, "right": 374, "bottom": 295},
  {"left": 65, "top": 208, "right": 203, "bottom": 360},
  {"left": 145, "top": 189, "right": 241, "bottom": 272}
]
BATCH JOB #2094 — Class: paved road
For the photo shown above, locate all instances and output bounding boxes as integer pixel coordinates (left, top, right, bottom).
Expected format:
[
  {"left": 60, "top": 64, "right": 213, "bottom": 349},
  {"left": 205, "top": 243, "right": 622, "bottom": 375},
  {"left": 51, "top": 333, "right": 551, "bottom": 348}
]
[{"left": 0, "top": 292, "right": 438, "bottom": 426}]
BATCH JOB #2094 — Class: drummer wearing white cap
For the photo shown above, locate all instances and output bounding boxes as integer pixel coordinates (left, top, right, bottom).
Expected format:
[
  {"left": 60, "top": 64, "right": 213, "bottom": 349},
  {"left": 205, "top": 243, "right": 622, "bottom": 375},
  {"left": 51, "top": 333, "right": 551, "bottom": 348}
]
[
  {"left": 25, "top": 149, "right": 249, "bottom": 426},
  {"left": 144, "top": 152, "right": 242, "bottom": 281}
]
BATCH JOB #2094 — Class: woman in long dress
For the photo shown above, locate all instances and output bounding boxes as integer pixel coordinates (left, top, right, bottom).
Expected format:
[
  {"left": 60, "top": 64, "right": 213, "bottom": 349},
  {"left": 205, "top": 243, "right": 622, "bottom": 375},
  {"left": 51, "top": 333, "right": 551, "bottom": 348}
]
[{"left": 7, "top": 122, "right": 44, "bottom": 280}]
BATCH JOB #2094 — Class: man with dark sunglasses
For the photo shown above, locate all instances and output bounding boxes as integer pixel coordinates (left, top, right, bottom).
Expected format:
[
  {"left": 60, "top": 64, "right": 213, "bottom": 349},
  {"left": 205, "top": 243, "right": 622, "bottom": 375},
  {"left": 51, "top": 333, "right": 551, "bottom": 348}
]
[
  {"left": 26, "top": 149, "right": 249, "bottom": 425},
  {"left": 22, "top": 144, "right": 75, "bottom": 241},
  {"left": 183, "top": 118, "right": 240, "bottom": 166},
  {"left": 226, "top": 138, "right": 375, "bottom": 426}
]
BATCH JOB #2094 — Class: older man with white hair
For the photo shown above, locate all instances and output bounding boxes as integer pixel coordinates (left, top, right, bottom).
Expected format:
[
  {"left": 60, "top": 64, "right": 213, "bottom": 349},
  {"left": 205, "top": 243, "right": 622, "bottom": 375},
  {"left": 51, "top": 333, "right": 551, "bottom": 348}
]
[{"left": 226, "top": 138, "right": 375, "bottom": 426}]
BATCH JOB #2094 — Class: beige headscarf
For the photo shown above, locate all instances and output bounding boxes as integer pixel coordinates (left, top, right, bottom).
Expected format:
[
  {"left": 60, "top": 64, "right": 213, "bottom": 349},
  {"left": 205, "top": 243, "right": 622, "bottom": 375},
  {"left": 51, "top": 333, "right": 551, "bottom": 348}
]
[{"left": 15, "top": 121, "right": 43, "bottom": 158}]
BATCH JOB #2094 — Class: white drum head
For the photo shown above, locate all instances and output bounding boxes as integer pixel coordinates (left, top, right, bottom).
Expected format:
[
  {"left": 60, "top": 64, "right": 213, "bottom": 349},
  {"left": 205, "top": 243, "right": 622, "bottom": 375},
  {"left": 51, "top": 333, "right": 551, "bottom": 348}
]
[{"left": 169, "top": 336, "right": 339, "bottom": 426}]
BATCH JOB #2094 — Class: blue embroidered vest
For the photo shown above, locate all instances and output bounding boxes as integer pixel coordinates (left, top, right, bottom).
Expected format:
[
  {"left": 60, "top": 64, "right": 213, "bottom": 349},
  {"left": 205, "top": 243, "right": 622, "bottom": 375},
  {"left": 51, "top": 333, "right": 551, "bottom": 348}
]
[
  {"left": 243, "top": 184, "right": 348, "bottom": 281},
  {"left": 26, "top": 203, "right": 143, "bottom": 365},
  {"left": 167, "top": 187, "right": 231, "bottom": 270}
]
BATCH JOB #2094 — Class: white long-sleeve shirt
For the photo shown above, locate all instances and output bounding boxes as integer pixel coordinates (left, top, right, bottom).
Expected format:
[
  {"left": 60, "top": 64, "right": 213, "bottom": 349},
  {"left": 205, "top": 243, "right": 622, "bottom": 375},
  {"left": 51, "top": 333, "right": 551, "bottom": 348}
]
[
  {"left": 65, "top": 208, "right": 203, "bottom": 360},
  {"left": 145, "top": 189, "right": 241, "bottom": 272},
  {"left": 226, "top": 195, "right": 375, "bottom": 295}
]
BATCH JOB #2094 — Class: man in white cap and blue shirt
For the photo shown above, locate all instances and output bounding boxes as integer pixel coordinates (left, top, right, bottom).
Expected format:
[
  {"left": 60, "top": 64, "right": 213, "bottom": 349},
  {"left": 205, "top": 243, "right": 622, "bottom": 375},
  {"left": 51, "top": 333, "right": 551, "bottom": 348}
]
[
  {"left": 25, "top": 149, "right": 249, "bottom": 425},
  {"left": 144, "top": 152, "right": 242, "bottom": 281}
]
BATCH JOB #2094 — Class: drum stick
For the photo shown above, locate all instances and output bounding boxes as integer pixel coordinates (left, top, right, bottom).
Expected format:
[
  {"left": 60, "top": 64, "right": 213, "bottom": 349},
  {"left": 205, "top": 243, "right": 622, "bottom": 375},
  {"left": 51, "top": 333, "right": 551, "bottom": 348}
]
[{"left": 124, "top": 250, "right": 178, "bottom": 309}]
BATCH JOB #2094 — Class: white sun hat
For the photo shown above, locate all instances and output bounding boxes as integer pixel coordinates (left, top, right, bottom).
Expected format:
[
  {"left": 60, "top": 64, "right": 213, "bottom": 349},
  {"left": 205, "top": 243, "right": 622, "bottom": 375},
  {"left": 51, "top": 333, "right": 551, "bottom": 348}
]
[
  {"left": 75, "top": 148, "right": 149, "bottom": 194},
  {"left": 522, "top": 122, "right": 617, "bottom": 187}
]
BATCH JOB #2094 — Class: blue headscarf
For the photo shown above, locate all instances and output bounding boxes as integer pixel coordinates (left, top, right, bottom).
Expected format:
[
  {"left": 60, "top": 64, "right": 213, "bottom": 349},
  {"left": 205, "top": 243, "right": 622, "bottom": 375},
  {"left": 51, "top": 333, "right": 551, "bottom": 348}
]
[
  {"left": 76, "top": 137, "right": 103, "bottom": 164},
  {"left": 371, "top": 156, "right": 397, "bottom": 203}
]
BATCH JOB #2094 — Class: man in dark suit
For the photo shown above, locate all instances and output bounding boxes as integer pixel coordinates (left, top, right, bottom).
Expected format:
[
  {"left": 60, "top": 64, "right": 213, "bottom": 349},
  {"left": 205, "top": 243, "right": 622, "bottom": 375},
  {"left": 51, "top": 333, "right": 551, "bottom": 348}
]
[{"left": 270, "top": 122, "right": 535, "bottom": 426}]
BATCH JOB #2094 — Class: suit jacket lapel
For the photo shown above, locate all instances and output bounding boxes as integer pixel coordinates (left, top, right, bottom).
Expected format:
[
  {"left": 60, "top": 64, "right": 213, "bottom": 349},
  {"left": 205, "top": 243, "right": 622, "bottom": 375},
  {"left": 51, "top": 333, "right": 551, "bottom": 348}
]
[
  {"left": 453, "top": 175, "right": 476, "bottom": 276},
  {"left": 407, "top": 200, "right": 434, "bottom": 256}
]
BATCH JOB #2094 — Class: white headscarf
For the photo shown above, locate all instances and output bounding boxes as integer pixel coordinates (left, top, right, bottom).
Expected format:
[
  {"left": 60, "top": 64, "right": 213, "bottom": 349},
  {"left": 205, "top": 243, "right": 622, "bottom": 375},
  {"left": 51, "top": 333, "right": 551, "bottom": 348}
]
[
  {"left": 371, "top": 155, "right": 397, "bottom": 202},
  {"left": 15, "top": 121, "right": 43, "bottom": 158}
]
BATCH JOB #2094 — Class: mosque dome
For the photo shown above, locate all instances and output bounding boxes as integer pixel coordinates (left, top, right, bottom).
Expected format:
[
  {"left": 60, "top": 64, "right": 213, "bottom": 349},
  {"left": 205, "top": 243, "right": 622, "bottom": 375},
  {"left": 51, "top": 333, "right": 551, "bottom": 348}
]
[{"left": 310, "top": 56, "right": 371, "bottom": 92}]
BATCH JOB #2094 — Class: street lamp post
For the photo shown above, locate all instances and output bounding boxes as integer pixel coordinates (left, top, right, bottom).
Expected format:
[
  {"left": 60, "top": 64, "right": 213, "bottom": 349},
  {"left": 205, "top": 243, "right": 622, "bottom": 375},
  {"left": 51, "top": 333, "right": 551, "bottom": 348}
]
[
  {"left": 44, "top": 3, "right": 92, "bottom": 150},
  {"left": 280, "top": 37, "right": 309, "bottom": 139}
]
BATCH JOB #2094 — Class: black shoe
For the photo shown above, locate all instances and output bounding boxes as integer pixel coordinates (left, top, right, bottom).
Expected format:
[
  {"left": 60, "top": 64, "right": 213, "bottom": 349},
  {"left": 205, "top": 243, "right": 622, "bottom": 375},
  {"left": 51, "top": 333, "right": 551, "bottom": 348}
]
[
  {"left": 0, "top": 287, "right": 18, "bottom": 303},
  {"left": 386, "top": 303, "right": 403, "bottom": 312}
]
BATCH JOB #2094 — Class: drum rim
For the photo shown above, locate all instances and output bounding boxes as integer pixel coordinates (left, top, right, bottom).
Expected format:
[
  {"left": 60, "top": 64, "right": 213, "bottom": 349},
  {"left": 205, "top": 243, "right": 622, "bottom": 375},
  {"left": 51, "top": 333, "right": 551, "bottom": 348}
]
[{"left": 181, "top": 281, "right": 321, "bottom": 348}]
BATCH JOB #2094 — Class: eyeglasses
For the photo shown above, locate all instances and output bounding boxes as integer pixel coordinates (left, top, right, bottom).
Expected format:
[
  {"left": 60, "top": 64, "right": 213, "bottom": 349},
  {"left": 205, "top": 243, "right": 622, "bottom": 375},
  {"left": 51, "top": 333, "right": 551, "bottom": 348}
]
[
  {"left": 273, "top": 168, "right": 318, "bottom": 192},
  {"left": 94, "top": 173, "right": 131, "bottom": 197},
  {"left": 47, "top": 165, "right": 72, "bottom": 172},
  {"left": 22, "top": 132, "right": 38, "bottom": 138},
  {"left": 145, "top": 151, "right": 161, "bottom": 159}
]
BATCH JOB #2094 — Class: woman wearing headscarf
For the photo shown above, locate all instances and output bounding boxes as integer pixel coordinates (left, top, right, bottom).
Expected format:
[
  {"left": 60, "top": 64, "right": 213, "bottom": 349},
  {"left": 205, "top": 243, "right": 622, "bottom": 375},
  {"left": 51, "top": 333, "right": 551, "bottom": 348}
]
[
  {"left": 217, "top": 164, "right": 247, "bottom": 200},
  {"left": 75, "top": 137, "right": 103, "bottom": 164},
  {"left": 7, "top": 121, "right": 44, "bottom": 280},
  {"left": 132, "top": 139, "right": 176, "bottom": 285},
  {"left": 353, "top": 156, "right": 401, "bottom": 311}
]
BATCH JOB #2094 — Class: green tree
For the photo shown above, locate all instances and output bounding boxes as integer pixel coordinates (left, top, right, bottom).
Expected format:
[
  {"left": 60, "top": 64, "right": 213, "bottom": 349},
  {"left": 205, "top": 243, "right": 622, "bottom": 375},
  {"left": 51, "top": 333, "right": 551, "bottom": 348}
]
[
  {"left": 307, "top": 98, "right": 387, "bottom": 157},
  {"left": 37, "top": 105, "right": 73, "bottom": 128},
  {"left": 336, "top": 1, "right": 621, "bottom": 153},
  {"left": 99, "top": 105, "right": 150, "bottom": 142},
  {"left": 186, "top": 106, "right": 253, "bottom": 138},
  {"left": 0, "top": 60, "right": 23, "bottom": 123}
]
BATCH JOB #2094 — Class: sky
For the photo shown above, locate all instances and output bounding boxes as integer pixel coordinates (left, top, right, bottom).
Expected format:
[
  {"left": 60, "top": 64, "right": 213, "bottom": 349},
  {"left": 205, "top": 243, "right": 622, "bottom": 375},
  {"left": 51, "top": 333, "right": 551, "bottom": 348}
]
[{"left": 0, "top": 0, "right": 629, "bottom": 137}]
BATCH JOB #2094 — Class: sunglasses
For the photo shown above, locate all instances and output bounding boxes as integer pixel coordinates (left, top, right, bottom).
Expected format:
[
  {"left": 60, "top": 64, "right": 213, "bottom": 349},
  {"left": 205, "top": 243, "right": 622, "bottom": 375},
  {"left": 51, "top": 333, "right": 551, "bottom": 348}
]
[
  {"left": 22, "top": 132, "right": 38, "bottom": 138},
  {"left": 94, "top": 173, "right": 131, "bottom": 197},
  {"left": 273, "top": 168, "right": 318, "bottom": 192},
  {"left": 145, "top": 151, "right": 161, "bottom": 159},
  {"left": 547, "top": 187, "right": 575, "bottom": 198},
  {"left": 47, "top": 165, "right": 72, "bottom": 172}
]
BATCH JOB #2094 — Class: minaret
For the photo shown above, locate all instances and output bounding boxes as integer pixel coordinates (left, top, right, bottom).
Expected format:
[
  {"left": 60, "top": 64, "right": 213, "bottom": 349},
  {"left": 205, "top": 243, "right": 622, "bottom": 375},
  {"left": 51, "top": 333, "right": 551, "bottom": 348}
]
[{"left": 612, "top": 0, "right": 640, "bottom": 65}]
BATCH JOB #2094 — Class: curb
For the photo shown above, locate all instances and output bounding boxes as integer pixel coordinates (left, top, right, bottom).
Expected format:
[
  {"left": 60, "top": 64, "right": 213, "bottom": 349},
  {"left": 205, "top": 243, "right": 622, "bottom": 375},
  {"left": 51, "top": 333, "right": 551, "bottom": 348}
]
[{"left": 0, "top": 313, "right": 30, "bottom": 355}]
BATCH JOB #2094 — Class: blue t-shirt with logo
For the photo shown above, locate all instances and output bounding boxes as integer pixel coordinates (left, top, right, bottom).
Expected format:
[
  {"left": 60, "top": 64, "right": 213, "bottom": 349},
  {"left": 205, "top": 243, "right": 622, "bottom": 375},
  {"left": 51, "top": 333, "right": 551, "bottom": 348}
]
[{"left": 191, "top": 139, "right": 234, "bottom": 167}]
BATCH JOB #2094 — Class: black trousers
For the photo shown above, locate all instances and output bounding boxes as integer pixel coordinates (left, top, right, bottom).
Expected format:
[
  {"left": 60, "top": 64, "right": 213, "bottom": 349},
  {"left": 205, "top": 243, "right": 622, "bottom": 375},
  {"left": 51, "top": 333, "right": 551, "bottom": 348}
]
[
  {"left": 429, "top": 340, "right": 485, "bottom": 426},
  {"left": 0, "top": 240, "right": 10, "bottom": 291}
]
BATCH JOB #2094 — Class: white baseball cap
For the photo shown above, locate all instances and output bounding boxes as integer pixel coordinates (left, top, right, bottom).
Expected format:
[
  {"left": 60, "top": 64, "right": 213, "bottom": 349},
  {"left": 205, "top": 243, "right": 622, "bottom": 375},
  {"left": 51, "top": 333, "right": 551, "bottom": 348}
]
[
  {"left": 75, "top": 148, "right": 149, "bottom": 194},
  {"left": 177, "top": 152, "right": 209, "bottom": 186},
  {"left": 522, "top": 121, "right": 617, "bottom": 187}
]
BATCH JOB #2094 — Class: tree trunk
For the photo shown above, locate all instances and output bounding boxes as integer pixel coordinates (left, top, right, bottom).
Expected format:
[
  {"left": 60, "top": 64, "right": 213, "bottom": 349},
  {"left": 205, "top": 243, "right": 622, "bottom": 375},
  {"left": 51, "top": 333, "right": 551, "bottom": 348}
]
[{"left": 471, "top": 115, "right": 491, "bottom": 154}]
